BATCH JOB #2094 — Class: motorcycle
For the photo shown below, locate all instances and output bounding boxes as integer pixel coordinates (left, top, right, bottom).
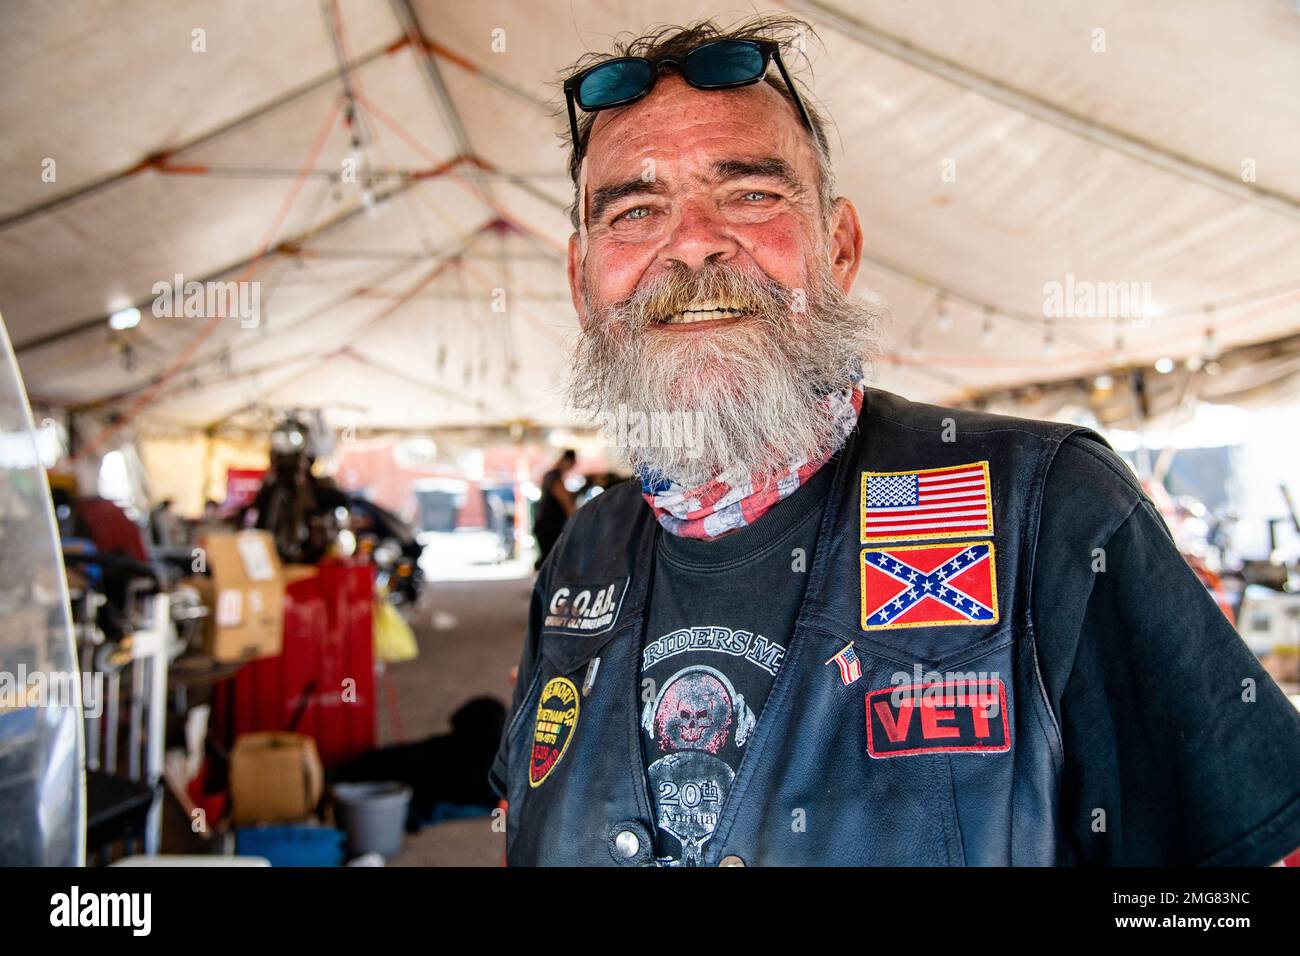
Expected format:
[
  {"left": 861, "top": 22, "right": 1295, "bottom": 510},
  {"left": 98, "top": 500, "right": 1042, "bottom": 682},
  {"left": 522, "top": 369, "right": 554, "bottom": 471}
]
[{"left": 347, "top": 495, "right": 425, "bottom": 607}]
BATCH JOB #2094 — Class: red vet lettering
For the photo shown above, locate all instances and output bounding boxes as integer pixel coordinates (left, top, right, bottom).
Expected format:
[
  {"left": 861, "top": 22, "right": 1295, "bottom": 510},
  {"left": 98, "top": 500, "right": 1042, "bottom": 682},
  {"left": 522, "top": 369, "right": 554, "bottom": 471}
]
[
  {"left": 968, "top": 694, "right": 995, "bottom": 738},
  {"left": 873, "top": 700, "right": 914, "bottom": 742},
  {"left": 920, "top": 702, "right": 961, "bottom": 739}
]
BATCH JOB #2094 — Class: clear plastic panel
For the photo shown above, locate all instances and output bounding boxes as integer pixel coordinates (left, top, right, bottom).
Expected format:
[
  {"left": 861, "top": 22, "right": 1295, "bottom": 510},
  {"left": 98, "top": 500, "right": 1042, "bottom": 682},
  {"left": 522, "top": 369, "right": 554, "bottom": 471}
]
[{"left": 0, "top": 314, "right": 84, "bottom": 865}]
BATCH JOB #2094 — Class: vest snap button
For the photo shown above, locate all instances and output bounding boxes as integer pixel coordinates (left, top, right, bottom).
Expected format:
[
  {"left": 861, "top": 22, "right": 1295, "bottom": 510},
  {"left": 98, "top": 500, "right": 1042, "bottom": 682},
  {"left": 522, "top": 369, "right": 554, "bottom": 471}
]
[
  {"left": 615, "top": 830, "right": 640, "bottom": 858},
  {"left": 718, "top": 854, "right": 745, "bottom": 867}
]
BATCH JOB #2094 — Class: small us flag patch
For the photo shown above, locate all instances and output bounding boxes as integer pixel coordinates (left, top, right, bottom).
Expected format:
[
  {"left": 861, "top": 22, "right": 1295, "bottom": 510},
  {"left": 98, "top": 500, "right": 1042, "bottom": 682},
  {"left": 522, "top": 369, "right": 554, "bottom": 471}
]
[
  {"left": 861, "top": 461, "right": 993, "bottom": 542},
  {"left": 861, "top": 541, "right": 999, "bottom": 631}
]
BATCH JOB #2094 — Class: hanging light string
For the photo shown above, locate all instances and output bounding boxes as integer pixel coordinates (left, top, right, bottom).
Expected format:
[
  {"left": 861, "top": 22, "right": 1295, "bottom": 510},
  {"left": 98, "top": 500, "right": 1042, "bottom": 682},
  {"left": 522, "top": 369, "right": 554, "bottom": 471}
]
[{"left": 858, "top": 247, "right": 1299, "bottom": 328}]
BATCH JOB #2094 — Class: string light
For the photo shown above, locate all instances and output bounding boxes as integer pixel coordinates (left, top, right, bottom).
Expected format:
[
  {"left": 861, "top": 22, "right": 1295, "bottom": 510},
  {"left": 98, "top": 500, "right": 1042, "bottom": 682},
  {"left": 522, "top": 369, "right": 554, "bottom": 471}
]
[{"left": 108, "top": 307, "right": 140, "bottom": 330}]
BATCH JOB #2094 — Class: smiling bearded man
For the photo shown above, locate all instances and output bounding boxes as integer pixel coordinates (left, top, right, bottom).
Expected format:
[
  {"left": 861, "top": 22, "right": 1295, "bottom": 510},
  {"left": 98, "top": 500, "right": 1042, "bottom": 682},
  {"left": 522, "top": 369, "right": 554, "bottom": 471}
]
[{"left": 490, "top": 16, "right": 1300, "bottom": 868}]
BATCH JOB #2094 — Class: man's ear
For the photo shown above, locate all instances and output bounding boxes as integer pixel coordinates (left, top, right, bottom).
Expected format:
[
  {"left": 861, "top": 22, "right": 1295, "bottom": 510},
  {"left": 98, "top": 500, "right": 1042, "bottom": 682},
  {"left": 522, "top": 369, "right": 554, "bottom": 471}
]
[
  {"left": 828, "top": 197, "right": 863, "bottom": 295},
  {"left": 567, "top": 232, "right": 590, "bottom": 329}
]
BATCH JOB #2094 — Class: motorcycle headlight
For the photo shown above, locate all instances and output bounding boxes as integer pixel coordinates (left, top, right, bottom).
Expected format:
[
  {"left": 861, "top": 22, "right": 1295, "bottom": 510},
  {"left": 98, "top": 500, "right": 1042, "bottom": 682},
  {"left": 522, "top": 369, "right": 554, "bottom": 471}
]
[{"left": 270, "top": 427, "right": 306, "bottom": 455}]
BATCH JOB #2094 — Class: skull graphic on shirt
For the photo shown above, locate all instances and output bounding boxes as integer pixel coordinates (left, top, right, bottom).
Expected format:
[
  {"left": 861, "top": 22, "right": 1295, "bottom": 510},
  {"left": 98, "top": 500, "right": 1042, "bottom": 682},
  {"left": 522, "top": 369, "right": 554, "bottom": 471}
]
[
  {"left": 656, "top": 670, "right": 734, "bottom": 753},
  {"left": 643, "top": 665, "right": 758, "bottom": 864}
]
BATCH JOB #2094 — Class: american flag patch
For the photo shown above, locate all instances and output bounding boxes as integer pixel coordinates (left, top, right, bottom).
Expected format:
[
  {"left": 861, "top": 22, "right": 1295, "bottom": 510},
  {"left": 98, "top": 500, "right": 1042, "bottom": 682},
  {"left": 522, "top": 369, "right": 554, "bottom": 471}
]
[
  {"left": 860, "top": 461, "right": 993, "bottom": 543},
  {"left": 860, "top": 541, "right": 999, "bottom": 631}
]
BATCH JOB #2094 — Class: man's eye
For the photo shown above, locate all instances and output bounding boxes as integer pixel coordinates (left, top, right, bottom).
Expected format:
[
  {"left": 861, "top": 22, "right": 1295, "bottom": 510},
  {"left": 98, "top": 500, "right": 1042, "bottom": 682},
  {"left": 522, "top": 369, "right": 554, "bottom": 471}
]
[
  {"left": 616, "top": 207, "right": 650, "bottom": 222},
  {"left": 742, "top": 191, "right": 771, "bottom": 202}
]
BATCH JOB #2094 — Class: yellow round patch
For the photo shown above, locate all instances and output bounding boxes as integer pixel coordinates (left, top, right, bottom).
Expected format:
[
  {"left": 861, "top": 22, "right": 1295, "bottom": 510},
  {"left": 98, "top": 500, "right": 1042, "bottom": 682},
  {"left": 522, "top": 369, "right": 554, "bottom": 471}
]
[{"left": 529, "top": 676, "right": 579, "bottom": 788}]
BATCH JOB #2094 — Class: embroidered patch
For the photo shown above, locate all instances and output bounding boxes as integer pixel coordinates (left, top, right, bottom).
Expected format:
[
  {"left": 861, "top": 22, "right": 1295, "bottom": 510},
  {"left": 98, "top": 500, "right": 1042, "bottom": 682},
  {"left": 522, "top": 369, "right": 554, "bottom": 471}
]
[
  {"left": 541, "top": 577, "right": 629, "bottom": 636},
  {"left": 865, "top": 679, "right": 1010, "bottom": 758},
  {"left": 860, "top": 541, "right": 999, "bottom": 630},
  {"left": 860, "top": 461, "right": 993, "bottom": 543},
  {"left": 529, "top": 677, "right": 579, "bottom": 787}
]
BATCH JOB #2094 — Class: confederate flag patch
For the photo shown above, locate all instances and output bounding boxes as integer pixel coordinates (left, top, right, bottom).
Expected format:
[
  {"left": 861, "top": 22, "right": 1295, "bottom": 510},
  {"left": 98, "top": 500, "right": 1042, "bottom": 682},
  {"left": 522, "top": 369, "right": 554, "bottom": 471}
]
[{"left": 860, "top": 541, "right": 999, "bottom": 631}]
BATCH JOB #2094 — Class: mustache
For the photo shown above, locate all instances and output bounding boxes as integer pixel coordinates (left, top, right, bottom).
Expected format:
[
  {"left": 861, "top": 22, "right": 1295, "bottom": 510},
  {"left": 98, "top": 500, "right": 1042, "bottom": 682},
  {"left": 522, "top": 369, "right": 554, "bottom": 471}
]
[{"left": 612, "top": 263, "right": 794, "bottom": 326}]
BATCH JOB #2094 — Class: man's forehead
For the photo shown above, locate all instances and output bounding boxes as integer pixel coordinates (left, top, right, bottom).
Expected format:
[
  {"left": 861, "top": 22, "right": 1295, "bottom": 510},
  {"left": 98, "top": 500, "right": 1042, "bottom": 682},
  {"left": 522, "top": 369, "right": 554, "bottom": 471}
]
[{"left": 583, "top": 74, "right": 815, "bottom": 182}]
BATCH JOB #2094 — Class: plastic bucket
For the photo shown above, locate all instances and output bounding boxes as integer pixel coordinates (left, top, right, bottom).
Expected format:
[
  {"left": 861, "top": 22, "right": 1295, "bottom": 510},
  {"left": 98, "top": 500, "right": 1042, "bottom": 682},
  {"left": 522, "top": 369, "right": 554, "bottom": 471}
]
[{"left": 331, "top": 782, "right": 412, "bottom": 860}]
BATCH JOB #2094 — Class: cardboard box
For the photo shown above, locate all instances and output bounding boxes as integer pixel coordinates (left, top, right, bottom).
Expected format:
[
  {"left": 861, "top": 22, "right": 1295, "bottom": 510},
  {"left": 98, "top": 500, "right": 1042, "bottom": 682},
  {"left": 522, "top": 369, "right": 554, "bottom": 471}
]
[
  {"left": 190, "top": 531, "right": 285, "bottom": 662},
  {"left": 229, "top": 732, "right": 324, "bottom": 826}
]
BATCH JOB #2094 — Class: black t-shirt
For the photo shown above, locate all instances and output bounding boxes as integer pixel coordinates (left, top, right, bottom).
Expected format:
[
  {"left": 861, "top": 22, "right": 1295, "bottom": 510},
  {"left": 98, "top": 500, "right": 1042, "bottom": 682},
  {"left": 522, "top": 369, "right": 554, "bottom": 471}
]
[
  {"left": 639, "top": 460, "right": 836, "bottom": 865},
  {"left": 1035, "top": 434, "right": 1300, "bottom": 865}
]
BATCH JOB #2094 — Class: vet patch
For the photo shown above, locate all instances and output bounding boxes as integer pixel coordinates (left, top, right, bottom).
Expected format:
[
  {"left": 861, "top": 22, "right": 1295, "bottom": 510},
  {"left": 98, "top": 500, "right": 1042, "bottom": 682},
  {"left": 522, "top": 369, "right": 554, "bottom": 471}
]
[
  {"left": 861, "top": 541, "right": 998, "bottom": 630},
  {"left": 529, "top": 676, "right": 579, "bottom": 787},
  {"left": 861, "top": 461, "right": 993, "bottom": 543},
  {"left": 542, "top": 577, "right": 629, "bottom": 636},
  {"left": 865, "top": 679, "right": 1010, "bottom": 758}
]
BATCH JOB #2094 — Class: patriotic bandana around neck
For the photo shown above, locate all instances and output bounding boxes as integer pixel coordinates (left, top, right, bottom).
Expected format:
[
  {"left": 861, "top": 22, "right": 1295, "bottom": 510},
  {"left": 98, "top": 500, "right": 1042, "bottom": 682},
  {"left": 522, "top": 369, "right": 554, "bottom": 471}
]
[{"left": 640, "top": 381, "right": 864, "bottom": 540}]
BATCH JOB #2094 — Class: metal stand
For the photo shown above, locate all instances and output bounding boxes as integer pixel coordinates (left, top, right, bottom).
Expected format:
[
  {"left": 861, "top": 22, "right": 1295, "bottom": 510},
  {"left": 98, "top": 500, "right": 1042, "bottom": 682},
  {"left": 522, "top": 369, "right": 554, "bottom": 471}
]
[{"left": 80, "top": 591, "right": 172, "bottom": 858}]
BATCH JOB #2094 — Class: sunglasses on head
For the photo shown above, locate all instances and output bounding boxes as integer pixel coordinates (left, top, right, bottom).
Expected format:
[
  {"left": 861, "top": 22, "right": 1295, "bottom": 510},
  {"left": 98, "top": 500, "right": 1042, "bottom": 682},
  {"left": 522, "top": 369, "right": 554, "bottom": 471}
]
[{"left": 564, "top": 38, "right": 816, "bottom": 163}]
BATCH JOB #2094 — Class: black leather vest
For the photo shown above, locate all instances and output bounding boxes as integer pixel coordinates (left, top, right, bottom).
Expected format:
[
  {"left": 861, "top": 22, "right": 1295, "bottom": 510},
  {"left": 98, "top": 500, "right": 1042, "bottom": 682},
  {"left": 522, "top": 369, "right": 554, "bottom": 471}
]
[{"left": 497, "top": 388, "right": 1102, "bottom": 865}]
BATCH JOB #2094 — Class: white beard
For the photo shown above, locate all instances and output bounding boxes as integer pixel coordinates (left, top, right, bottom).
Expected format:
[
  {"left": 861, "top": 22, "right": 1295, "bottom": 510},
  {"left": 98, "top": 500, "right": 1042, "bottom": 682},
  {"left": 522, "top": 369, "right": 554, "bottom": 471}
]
[{"left": 569, "top": 261, "right": 885, "bottom": 486}]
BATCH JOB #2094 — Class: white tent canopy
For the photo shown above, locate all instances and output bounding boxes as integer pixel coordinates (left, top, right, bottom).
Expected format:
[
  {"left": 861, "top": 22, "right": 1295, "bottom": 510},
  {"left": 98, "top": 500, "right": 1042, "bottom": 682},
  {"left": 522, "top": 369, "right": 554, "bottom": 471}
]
[{"left": 2, "top": 0, "right": 1298, "bottom": 435}]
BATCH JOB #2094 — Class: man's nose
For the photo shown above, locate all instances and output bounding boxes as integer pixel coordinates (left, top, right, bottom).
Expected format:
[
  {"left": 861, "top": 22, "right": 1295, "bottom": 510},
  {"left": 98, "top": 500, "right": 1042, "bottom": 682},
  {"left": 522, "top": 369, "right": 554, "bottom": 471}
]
[{"left": 661, "top": 201, "right": 738, "bottom": 271}]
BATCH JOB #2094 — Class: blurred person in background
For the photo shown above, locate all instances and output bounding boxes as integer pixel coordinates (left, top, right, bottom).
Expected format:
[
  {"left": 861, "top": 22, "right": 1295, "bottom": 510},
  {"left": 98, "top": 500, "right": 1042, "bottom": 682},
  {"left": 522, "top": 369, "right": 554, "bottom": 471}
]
[{"left": 533, "top": 449, "right": 577, "bottom": 568}]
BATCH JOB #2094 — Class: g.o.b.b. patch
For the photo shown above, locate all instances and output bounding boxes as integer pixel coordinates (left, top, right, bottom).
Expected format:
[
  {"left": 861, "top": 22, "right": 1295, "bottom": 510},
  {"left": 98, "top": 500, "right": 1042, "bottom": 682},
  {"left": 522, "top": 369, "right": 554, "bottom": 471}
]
[
  {"left": 865, "top": 679, "right": 1010, "bottom": 758},
  {"left": 861, "top": 541, "right": 998, "bottom": 630},
  {"left": 860, "top": 461, "right": 993, "bottom": 543},
  {"left": 542, "top": 577, "right": 629, "bottom": 636},
  {"left": 529, "top": 677, "right": 579, "bottom": 787}
]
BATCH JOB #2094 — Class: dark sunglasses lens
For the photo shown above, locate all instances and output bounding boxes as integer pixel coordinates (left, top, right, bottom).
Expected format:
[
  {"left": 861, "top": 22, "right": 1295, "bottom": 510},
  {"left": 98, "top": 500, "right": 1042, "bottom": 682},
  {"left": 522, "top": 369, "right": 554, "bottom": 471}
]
[
  {"left": 578, "top": 59, "right": 654, "bottom": 109},
  {"left": 683, "top": 40, "right": 766, "bottom": 87}
]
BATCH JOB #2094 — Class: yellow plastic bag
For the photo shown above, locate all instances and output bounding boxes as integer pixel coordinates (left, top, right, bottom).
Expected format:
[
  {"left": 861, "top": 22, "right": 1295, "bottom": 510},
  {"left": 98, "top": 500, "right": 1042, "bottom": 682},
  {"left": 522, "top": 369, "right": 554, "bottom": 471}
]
[{"left": 373, "top": 592, "right": 419, "bottom": 662}]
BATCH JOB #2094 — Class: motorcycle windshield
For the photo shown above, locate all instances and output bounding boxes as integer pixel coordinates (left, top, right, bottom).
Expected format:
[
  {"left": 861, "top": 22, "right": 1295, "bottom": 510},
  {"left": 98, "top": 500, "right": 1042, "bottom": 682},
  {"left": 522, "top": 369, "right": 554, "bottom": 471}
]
[{"left": 0, "top": 314, "right": 85, "bottom": 865}]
